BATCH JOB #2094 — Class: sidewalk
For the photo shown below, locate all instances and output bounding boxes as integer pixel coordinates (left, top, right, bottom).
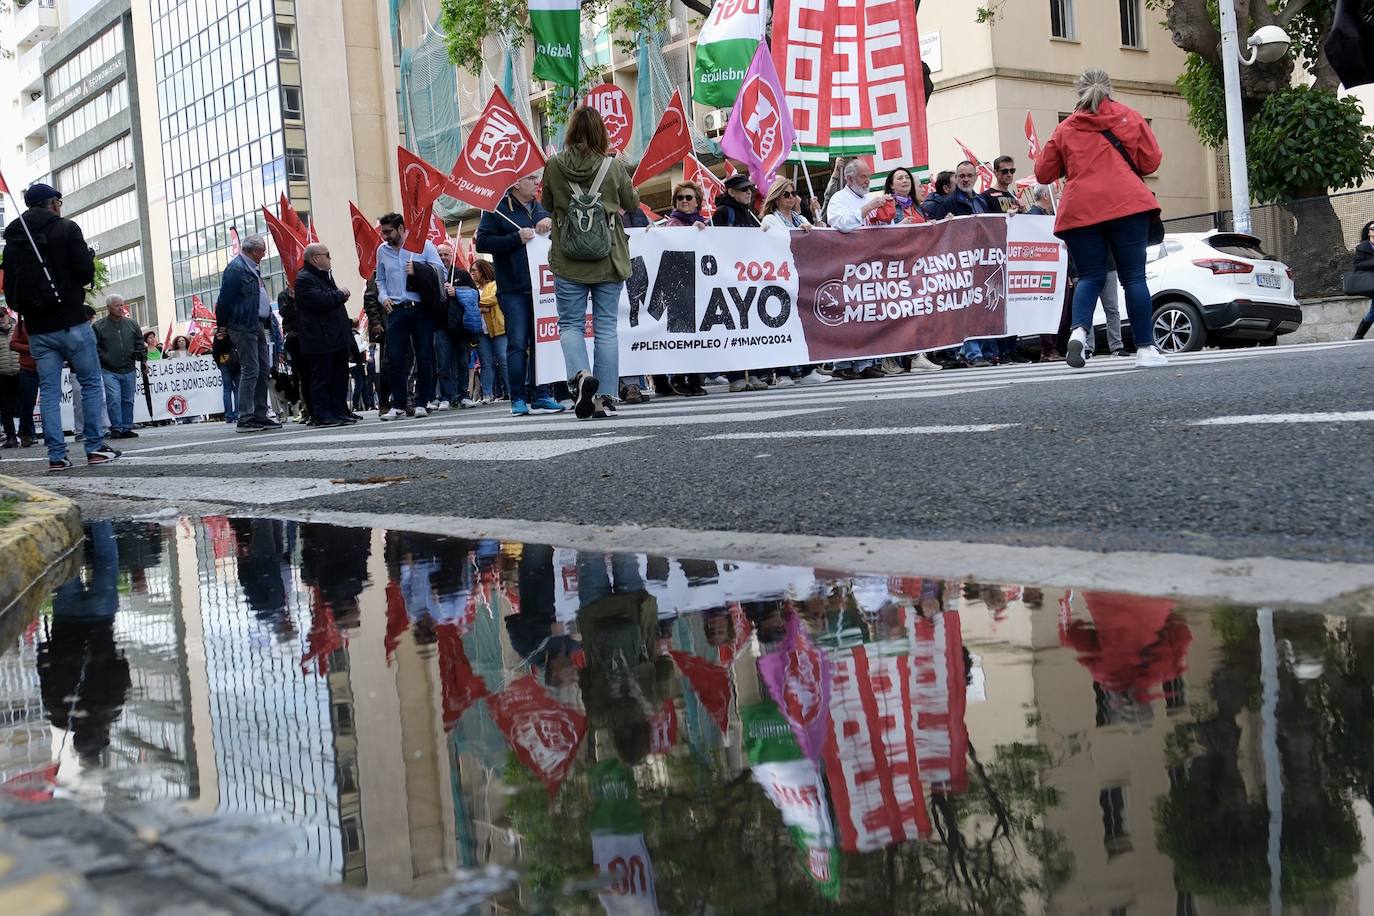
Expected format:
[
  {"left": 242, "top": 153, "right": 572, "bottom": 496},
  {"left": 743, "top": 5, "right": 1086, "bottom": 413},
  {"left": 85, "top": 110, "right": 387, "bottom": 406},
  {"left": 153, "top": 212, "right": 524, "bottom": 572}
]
[{"left": 0, "top": 476, "right": 82, "bottom": 635}]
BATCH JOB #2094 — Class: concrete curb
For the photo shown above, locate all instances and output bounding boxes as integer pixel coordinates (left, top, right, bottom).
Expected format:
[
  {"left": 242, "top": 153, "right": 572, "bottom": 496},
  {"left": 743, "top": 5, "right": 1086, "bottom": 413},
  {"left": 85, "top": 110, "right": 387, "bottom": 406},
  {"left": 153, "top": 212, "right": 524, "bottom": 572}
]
[{"left": 0, "top": 475, "right": 83, "bottom": 632}]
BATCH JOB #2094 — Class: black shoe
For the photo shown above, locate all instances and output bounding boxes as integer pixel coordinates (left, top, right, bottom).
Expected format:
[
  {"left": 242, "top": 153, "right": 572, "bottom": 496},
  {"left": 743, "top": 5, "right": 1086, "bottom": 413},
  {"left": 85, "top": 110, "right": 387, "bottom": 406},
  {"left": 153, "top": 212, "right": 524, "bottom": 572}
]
[
  {"left": 314, "top": 419, "right": 344, "bottom": 428},
  {"left": 86, "top": 446, "right": 122, "bottom": 466},
  {"left": 346, "top": 412, "right": 363, "bottom": 421},
  {"left": 1, "top": 437, "right": 17, "bottom": 449},
  {"left": 253, "top": 417, "right": 283, "bottom": 429},
  {"left": 236, "top": 421, "right": 264, "bottom": 433},
  {"left": 340, "top": 415, "right": 359, "bottom": 424},
  {"left": 19, "top": 436, "right": 35, "bottom": 448},
  {"left": 1355, "top": 318, "right": 1372, "bottom": 340},
  {"left": 592, "top": 395, "right": 618, "bottom": 419},
  {"left": 968, "top": 358, "right": 992, "bottom": 368},
  {"left": 684, "top": 384, "right": 708, "bottom": 397},
  {"left": 573, "top": 371, "right": 600, "bottom": 419},
  {"left": 1005, "top": 353, "right": 1031, "bottom": 364},
  {"left": 832, "top": 368, "right": 860, "bottom": 381},
  {"left": 47, "top": 457, "right": 73, "bottom": 472},
  {"left": 859, "top": 366, "right": 885, "bottom": 379}
]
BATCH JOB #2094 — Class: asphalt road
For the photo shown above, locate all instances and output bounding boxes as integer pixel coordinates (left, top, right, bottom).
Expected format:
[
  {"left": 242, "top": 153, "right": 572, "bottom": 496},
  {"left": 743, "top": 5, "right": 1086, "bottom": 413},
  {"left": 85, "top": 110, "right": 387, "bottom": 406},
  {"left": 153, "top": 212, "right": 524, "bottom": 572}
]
[{"left": 10, "top": 340, "right": 1374, "bottom": 564}]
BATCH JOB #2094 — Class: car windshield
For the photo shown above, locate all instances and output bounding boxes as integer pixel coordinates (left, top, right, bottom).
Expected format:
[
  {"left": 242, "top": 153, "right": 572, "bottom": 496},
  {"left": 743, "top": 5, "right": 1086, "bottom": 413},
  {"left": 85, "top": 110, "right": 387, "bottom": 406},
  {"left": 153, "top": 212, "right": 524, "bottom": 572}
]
[{"left": 1206, "top": 234, "right": 1271, "bottom": 260}]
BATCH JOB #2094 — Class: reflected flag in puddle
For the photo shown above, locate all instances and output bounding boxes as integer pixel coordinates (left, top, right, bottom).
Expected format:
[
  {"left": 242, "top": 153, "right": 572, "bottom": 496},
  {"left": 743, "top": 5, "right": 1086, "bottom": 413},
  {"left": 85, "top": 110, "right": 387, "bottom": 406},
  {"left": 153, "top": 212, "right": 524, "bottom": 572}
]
[
  {"left": 758, "top": 614, "right": 833, "bottom": 764},
  {"left": 669, "top": 650, "right": 732, "bottom": 735},
  {"left": 487, "top": 674, "right": 587, "bottom": 797}
]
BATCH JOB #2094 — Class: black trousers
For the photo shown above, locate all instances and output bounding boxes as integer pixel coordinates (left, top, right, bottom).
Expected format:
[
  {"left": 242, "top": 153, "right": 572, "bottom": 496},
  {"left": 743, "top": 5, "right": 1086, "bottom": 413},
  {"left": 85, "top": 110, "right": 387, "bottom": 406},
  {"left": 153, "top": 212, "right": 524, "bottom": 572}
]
[
  {"left": 0, "top": 373, "right": 19, "bottom": 439},
  {"left": 306, "top": 348, "right": 349, "bottom": 422},
  {"left": 285, "top": 336, "right": 313, "bottom": 418}
]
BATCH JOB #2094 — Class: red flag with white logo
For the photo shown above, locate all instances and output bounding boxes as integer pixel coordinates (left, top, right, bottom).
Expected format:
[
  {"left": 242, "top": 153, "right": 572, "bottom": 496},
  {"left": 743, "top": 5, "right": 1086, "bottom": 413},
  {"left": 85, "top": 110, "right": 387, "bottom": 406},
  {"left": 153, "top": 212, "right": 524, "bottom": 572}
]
[
  {"left": 632, "top": 88, "right": 693, "bottom": 186},
  {"left": 349, "top": 202, "right": 381, "bottom": 280},
  {"left": 398, "top": 147, "right": 457, "bottom": 253},
  {"left": 262, "top": 205, "right": 306, "bottom": 287},
  {"left": 188, "top": 295, "right": 216, "bottom": 354},
  {"left": 448, "top": 87, "right": 547, "bottom": 212},
  {"left": 585, "top": 83, "right": 634, "bottom": 153},
  {"left": 669, "top": 650, "right": 732, "bottom": 734},
  {"left": 279, "top": 193, "right": 315, "bottom": 244},
  {"left": 683, "top": 155, "right": 725, "bottom": 220},
  {"left": 954, "top": 138, "right": 995, "bottom": 192},
  {"left": 1025, "top": 112, "right": 1041, "bottom": 163},
  {"left": 487, "top": 674, "right": 587, "bottom": 797},
  {"left": 428, "top": 212, "right": 449, "bottom": 247},
  {"left": 757, "top": 614, "right": 833, "bottom": 763},
  {"left": 436, "top": 624, "right": 489, "bottom": 731}
]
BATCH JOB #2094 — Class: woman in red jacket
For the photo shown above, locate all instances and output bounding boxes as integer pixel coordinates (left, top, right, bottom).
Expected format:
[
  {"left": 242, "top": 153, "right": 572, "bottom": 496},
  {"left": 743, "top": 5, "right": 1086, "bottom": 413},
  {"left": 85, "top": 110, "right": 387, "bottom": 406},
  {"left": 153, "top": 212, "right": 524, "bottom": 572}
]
[{"left": 1034, "top": 69, "right": 1168, "bottom": 370}]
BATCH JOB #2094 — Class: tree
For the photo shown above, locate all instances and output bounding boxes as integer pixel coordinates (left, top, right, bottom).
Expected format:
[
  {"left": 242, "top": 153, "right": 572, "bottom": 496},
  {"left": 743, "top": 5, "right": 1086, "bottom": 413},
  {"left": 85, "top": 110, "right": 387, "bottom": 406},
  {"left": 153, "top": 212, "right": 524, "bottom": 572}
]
[
  {"left": 1151, "top": 0, "right": 1374, "bottom": 294},
  {"left": 440, "top": 0, "right": 710, "bottom": 81}
]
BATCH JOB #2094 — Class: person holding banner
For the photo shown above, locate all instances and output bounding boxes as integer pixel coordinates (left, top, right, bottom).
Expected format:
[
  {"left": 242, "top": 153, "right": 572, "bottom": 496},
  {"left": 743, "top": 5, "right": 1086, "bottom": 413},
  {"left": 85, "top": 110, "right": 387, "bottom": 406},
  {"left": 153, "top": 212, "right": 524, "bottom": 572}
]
[
  {"left": 540, "top": 106, "right": 639, "bottom": 420},
  {"left": 655, "top": 180, "right": 710, "bottom": 399},
  {"left": 867, "top": 168, "right": 926, "bottom": 226},
  {"left": 822, "top": 162, "right": 882, "bottom": 380},
  {"left": 1035, "top": 69, "right": 1168, "bottom": 370},
  {"left": 475, "top": 175, "right": 563, "bottom": 418}
]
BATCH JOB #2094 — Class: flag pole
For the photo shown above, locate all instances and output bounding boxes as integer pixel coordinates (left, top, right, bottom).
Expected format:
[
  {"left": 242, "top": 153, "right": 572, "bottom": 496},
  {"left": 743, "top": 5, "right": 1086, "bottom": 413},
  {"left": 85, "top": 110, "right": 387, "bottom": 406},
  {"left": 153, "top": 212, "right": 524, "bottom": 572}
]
[{"left": 791, "top": 140, "right": 818, "bottom": 205}]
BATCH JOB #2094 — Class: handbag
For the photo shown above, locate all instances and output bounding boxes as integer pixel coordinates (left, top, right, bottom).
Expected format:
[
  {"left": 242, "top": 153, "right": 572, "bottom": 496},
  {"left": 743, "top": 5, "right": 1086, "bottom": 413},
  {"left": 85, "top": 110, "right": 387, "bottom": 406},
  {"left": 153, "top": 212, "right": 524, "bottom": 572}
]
[
  {"left": 1342, "top": 270, "right": 1374, "bottom": 297},
  {"left": 1101, "top": 129, "right": 1166, "bottom": 247}
]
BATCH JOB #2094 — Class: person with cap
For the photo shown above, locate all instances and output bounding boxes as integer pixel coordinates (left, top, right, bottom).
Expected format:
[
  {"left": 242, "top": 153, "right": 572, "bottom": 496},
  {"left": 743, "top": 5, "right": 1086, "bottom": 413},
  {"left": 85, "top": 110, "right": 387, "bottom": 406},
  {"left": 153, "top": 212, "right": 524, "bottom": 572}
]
[
  {"left": 0, "top": 183, "right": 120, "bottom": 470},
  {"left": 711, "top": 173, "right": 762, "bottom": 228}
]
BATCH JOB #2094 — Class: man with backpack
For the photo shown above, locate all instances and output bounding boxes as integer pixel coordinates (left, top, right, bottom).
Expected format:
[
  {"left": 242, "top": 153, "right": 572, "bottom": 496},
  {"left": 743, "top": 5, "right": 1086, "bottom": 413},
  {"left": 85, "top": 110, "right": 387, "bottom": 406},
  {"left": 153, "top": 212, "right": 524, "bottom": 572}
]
[{"left": 0, "top": 183, "right": 120, "bottom": 470}]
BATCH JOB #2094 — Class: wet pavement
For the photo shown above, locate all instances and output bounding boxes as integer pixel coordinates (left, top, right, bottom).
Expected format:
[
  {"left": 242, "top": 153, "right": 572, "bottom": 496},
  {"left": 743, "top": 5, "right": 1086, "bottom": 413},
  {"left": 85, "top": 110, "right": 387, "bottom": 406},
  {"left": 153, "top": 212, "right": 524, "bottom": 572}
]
[{"left": 2, "top": 518, "right": 1374, "bottom": 914}]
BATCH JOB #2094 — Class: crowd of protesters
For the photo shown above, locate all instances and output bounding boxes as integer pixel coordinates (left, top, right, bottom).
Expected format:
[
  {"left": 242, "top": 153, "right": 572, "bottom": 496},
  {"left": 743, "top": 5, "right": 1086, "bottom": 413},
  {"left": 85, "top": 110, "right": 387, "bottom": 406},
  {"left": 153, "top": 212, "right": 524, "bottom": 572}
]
[{"left": 0, "top": 70, "right": 1169, "bottom": 454}]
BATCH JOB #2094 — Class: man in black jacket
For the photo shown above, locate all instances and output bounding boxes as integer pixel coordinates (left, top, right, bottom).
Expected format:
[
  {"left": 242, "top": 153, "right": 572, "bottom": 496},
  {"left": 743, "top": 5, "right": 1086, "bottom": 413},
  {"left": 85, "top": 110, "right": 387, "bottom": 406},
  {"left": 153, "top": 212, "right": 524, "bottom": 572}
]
[
  {"left": 295, "top": 243, "right": 355, "bottom": 427},
  {"left": 0, "top": 183, "right": 119, "bottom": 471},
  {"left": 475, "top": 175, "right": 562, "bottom": 416}
]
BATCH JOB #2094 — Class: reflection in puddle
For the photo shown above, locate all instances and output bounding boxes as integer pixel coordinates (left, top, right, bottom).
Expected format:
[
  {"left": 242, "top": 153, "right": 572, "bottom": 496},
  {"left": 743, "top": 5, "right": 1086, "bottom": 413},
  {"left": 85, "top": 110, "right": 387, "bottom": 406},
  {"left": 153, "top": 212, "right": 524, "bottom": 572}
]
[{"left": 1, "top": 518, "right": 1372, "bottom": 913}]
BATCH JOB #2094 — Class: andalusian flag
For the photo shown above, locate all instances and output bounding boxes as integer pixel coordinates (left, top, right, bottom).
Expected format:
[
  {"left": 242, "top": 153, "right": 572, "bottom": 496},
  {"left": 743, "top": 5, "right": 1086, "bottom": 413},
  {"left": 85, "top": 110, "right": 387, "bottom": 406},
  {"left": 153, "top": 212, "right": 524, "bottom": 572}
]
[
  {"left": 530, "top": 0, "right": 580, "bottom": 87},
  {"left": 693, "top": 0, "right": 765, "bottom": 108}
]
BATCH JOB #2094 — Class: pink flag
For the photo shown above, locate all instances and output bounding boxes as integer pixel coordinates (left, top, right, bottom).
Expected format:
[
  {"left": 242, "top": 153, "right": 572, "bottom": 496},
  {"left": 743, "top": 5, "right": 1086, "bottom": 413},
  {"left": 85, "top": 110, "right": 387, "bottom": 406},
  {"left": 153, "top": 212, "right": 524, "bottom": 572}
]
[
  {"left": 720, "top": 40, "right": 796, "bottom": 193},
  {"left": 757, "top": 614, "right": 833, "bottom": 763}
]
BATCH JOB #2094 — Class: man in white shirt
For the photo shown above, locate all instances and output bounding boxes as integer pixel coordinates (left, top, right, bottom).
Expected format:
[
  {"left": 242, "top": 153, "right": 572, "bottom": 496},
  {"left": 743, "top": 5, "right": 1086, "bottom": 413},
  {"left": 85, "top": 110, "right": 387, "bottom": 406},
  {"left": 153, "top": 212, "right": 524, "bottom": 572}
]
[{"left": 822, "top": 160, "right": 881, "bottom": 379}]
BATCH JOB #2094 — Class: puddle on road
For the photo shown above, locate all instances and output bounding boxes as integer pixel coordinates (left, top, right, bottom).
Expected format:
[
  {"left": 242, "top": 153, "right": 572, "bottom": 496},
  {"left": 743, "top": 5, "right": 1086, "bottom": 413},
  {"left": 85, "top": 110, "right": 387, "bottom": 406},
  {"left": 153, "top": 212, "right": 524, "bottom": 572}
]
[{"left": 2, "top": 518, "right": 1372, "bottom": 914}]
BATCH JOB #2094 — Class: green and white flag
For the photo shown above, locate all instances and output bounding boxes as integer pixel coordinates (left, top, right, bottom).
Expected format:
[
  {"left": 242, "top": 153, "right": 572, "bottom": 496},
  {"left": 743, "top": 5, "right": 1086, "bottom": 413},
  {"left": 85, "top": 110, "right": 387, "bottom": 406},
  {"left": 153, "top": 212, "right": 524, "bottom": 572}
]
[
  {"left": 692, "top": 0, "right": 765, "bottom": 108},
  {"left": 530, "top": 0, "right": 580, "bottom": 87}
]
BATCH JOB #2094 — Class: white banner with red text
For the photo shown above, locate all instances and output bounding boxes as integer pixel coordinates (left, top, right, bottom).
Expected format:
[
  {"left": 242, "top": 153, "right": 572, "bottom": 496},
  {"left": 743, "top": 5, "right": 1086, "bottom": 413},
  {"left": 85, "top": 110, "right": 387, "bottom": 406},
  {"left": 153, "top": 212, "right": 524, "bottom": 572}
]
[{"left": 529, "top": 216, "right": 1065, "bottom": 384}]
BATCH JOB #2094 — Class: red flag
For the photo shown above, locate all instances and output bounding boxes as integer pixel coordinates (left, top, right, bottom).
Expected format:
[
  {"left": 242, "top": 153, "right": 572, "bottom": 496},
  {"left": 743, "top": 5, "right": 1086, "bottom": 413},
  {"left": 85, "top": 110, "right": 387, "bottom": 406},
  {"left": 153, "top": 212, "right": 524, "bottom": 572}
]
[
  {"left": 428, "top": 212, "right": 449, "bottom": 247},
  {"left": 954, "top": 138, "right": 995, "bottom": 192},
  {"left": 637, "top": 203, "right": 659, "bottom": 223},
  {"left": 348, "top": 202, "right": 381, "bottom": 280},
  {"left": 398, "top": 146, "right": 455, "bottom": 253},
  {"left": 683, "top": 155, "right": 726, "bottom": 220},
  {"left": 487, "top": 675, "right": 587, "bottom": 797},
  {"left": 436, "top": 624, "right": 489, "bottom": 730},
  {"left": 279, "top": 193, "right": 313, "bottom": 243},
  {"left": 669, "top": 650, "right": 731, "bottom": 734},
  {"left": 188, "top": 296, "right": 216, "bottom": 354},
  {"left": 632, "top": 89, "right": 694, "bottom": 186},
  {"left": 356, "top": 306, "right": 368, "bottom": 338},
  {"left": 649, "top": 698, "right": 678, "bottom": 754},
  {"left": 1025, "top": 112, "right": 1041, "bottom": 163},
  {"left": 262, "top": 206, "right": 306, "bottom": 287},
  {"left": 301, "top": 591, "right": 344, "bottom": 676},
  {"left": 0, "top": 169, "right": 10, "bottom": 196},
  {"left": 162, "top": 321, "right": 175, "bottom": 350},
  {"left": 229, "top": 226, "right": 241, "bottom": 257},
  {"left": 448, "top": 87, "right": 547, "bottom": 211}
]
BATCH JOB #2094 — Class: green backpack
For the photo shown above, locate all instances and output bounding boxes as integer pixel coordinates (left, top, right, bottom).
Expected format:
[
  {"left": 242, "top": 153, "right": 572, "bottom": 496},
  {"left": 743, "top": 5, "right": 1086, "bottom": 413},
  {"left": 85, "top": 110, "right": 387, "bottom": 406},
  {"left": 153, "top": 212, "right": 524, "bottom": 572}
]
[{"left": 559, "top": 155, "right": 615, "bottom": 262}]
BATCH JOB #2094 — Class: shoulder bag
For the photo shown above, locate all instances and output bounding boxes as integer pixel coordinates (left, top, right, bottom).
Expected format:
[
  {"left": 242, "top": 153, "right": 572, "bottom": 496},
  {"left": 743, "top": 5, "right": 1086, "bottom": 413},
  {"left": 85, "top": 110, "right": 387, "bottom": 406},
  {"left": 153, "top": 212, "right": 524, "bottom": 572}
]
[{"left": 1101, "top": 129, "right": 1166, "bottom": 246}]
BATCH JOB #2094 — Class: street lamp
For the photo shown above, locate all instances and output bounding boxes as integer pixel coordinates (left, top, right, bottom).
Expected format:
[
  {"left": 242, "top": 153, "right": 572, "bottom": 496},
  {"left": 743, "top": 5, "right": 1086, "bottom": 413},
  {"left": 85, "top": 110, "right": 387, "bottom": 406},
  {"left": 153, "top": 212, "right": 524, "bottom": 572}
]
[{"left": 1218, "top": 6, "right": 1291, "bottom": 234}]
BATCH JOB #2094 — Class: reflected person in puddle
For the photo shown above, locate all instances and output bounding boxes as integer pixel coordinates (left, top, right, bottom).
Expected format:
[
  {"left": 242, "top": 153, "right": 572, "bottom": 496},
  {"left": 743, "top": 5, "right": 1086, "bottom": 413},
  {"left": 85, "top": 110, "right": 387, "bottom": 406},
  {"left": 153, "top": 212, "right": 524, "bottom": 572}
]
[
  {"left": 229, "top": 518, "right": 296, "bottom": 640},
  {"left": 37, "top": 522, "right": 131, "bottom": 768}
]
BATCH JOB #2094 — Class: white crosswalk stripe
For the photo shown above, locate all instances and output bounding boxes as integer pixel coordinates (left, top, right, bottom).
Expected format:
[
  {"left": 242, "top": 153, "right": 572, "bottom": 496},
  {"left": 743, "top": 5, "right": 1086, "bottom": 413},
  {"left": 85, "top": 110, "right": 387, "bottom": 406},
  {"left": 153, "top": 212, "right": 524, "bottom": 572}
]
[
  {"left": 46, "top": 476, "right": 394, "bottom": 504},
  {"left": 123, "top": 437, "right": 652, "bottom": 465}
]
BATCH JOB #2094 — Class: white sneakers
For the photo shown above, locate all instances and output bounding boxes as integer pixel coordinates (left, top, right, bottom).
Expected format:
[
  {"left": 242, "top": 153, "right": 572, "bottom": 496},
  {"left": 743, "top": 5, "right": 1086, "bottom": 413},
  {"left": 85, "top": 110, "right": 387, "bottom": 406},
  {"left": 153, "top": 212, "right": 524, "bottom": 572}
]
[
  {"left": 413, "top": 406, "right": 429, "bottom": 418},
  {"left": 728, "top": 379, "right": 747, "bottom": 393},
  {"left": 1135, "top": 346, "right": 1169, "bottom": 368},
  {"left": 910, "top": 353, "right": 942, "bottom": 372},
  {"left": 435, "top": 400, "right": 451, "bottom": 411},
  {"left": 746, "top": 376, "right": 770, "bottom": 391},
  {"left": 459, "top": 397, "right": 477, "bottom": 408},
  {"left": 380, "top": 408, "right": 406, "bottom": 421},
  {"left": 1066, "top": 327, "right": 1089, "bottom": 369},
  {"left": 796, "top": 371, "right": 830, "bottom": 386}
]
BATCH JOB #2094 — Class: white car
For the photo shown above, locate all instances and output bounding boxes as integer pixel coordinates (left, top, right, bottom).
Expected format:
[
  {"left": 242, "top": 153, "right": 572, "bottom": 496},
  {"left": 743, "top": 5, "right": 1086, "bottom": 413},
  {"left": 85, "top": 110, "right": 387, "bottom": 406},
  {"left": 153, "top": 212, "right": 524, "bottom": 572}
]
[{"left": 1094, "top": 231, "right": 1302, "bottom": 353}]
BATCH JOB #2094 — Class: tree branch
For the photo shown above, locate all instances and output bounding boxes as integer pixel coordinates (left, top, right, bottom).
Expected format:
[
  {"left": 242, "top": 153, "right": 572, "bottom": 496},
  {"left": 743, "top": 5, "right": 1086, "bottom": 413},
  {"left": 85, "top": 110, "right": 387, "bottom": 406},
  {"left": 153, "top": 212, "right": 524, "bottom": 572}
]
[
  {"left": 1275, "top": 0, "right": 1316, "bottom": 27},
  {"left": 1166, "top": 0, "right": 1223, "bottom": 66},
  {"left": 679, "top": 0, "right": 712, "bottom": 16}
]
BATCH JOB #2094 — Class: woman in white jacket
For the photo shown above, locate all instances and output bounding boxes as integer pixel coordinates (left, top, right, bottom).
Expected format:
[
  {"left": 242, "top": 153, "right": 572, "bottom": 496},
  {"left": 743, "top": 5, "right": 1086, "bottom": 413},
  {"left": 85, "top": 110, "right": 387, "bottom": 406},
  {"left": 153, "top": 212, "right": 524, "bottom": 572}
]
[{"left": 760, "top": 177, "right": 814, "bottom": 233}]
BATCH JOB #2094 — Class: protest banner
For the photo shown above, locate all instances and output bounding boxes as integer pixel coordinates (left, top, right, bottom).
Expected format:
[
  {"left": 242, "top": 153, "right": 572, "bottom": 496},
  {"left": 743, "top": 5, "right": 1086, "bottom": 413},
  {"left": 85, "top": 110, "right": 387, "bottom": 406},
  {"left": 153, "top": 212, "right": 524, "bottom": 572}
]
[
  {"left": 529, "top": 215, "right": 1063, "bottom": 383},
  {"left": 54, "top": 356, "right": 225, "bottom": 429}
]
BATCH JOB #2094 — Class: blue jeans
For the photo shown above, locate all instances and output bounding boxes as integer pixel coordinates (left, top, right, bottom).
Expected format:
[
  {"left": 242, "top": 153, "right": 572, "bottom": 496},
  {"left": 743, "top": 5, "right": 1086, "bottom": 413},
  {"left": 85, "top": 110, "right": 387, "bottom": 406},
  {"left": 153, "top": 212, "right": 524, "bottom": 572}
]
[
  {"left": 228, "top": 325, "right": 270, "bottom": 422},
  {"left": 960, "top": 340, "right": 995, "bottom": 362},
  {"left": 500, "top": 291, "right": 551, "bottom": 403},
  {"left": 577, "top": 550, "right": 646, "bottom": 606},
  {"left": 385, "top": 304, "right": 437, "bottom": 409},
  {"left": 52, "top": 520, "right": 119, "bottom": 618},
  {"left": 220, "top": 364, "right": 240, "bottom": 421},
  {"left": 477, "top": 333, "right": 507, "bottom": 398},
  {"left": 1363, "top": 299, "right": 1374, "bottom": 322},
  {"left": 30, "top": 323, "right": 107, "bottom": 461},
  {"left": 434, "top": 328, "right": 469, "bottom": 402},
  {"left": 102, "top": 368, "right": 136, "bottom": 432},
  {"left": 554, "top": 277, "right": 621, "bottom": 393},
  {"left": 1062, "top": 212, "right": 1155, "bottom": 348}
]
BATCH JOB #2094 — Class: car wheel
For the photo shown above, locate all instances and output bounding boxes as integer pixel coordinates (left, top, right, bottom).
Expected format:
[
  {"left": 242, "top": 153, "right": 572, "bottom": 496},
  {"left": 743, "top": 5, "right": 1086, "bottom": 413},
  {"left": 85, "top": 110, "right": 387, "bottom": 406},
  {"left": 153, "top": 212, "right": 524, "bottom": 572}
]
[{"left": 1153, "top": 302, "right": 1206, "bottom": 353}]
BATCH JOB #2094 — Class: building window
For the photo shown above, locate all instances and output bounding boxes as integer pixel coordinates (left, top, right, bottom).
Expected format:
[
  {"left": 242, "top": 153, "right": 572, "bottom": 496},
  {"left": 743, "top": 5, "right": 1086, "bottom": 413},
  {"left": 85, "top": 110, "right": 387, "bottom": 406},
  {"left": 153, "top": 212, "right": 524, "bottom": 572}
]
[
  {"left": 281, "top": 86, "right": 302, "bottom": 121},
  {"left": 102, "top": 245, "right": 143, "bottom": 283},
  {"left": 123, "top": 296, "right": 149, "bottom": 327},
  {"left": 67, "top": 189, "right": 137, "bottom": 238},
  {"left": 1100, "top": 786, "right": 1132, "bottom": 856},
  {"left": 49, "top": 25, "right": 125, "bottom": 98},
  {"left": 1120, "top": 0, "right": 1143, "bottom": 48},
  {"left": 285, "top": 148, "right": 307, "bottom": 180},
  {"left": 56, "top": 134, "right": 133, "bottom": 196},
  {"left": 52, "top": 80, "right": 129, "bottom": 148},
  {"left": 275, "top": 24, "right": 296, "bottom": 58},
  {"left": 1050, "top": 0, "right": 1076, "bottom": 40}
]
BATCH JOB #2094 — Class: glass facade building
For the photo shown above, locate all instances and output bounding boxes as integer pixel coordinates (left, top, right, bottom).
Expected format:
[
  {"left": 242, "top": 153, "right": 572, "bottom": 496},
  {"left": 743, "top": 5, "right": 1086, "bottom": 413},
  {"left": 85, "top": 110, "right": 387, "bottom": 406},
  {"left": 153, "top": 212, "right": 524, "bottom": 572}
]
[{"left": 149, "top": 0, "right": 309, "bottom": 320}]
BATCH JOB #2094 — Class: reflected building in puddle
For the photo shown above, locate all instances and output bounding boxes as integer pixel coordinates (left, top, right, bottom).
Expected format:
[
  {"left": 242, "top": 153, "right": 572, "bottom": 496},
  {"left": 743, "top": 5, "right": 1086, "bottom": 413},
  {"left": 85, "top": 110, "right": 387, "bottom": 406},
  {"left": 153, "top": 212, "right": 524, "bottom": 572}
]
[{"left": 5, "top": 519, "right": 1374, "bottom": 913}]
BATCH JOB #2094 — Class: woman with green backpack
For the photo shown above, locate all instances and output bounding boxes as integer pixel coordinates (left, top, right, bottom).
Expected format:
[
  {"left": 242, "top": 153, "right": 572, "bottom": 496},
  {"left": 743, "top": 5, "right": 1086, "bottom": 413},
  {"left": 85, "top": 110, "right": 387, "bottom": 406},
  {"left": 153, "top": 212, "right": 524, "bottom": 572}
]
[{"left": 541, "top": 106, "right": 640, "bottom": 420}]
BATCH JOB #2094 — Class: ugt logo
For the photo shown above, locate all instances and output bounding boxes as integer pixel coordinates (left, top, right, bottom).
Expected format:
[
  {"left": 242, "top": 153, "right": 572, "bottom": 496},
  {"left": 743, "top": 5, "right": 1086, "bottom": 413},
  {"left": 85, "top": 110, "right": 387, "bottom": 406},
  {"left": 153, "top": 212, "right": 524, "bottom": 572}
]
[{"left": 470, "top": 108, "right": 527, "bottom": 177}]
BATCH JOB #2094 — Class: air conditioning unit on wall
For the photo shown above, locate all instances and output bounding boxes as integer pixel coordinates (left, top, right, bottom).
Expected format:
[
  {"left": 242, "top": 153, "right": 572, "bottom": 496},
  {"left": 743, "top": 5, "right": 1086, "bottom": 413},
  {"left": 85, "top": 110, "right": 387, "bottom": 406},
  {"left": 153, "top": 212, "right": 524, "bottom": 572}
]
[{"left": 703, "top": 110, "right": 726, "bottom": 134}]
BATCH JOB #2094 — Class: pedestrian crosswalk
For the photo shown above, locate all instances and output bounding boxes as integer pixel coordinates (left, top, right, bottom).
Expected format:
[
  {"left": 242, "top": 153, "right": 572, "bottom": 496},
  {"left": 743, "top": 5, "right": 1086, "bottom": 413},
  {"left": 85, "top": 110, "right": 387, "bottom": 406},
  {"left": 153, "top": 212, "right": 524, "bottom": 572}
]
[{"left": 30, "top": 340, "right": 1367, "bottom": 508}]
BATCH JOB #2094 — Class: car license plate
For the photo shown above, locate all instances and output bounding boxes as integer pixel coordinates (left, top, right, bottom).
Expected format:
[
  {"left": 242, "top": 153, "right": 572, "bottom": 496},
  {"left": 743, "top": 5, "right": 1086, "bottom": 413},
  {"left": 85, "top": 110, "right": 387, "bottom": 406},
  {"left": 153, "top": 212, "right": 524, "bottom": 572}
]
[{"left": 1257, "top": 274, "right": 1280, "bottom": 289}]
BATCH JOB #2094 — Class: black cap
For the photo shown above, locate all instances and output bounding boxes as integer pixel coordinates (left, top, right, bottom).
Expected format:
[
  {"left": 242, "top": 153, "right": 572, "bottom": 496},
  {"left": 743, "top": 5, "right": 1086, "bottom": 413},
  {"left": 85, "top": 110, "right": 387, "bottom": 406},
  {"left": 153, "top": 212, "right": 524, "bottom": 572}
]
[
  {"left": 23, "top": 183, "right": 60, "bottom": 207},
  {"left": 724, "top": 173, "right": 755, "bottom": 191}
]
